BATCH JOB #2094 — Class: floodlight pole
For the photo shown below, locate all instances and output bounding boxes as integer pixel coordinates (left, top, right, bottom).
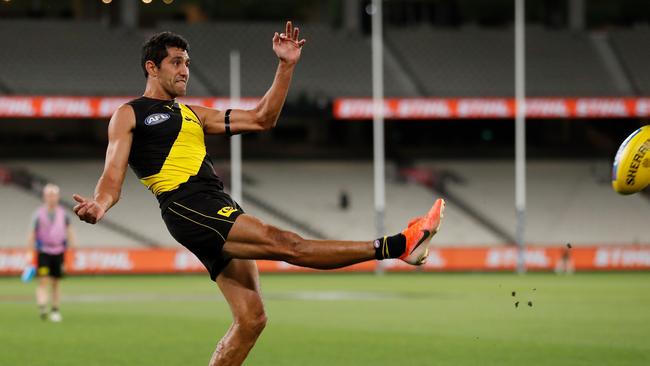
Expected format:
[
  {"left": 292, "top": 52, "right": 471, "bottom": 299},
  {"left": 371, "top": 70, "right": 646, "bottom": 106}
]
[
  {"left": 230, "top": 50, "right": 243, "bottom": 203},
  {"left": 515, "top": 0, "right": 527, "bottom": 274},
  {"left": 372, "top": 0, "right": 386, "bottom": 274}
]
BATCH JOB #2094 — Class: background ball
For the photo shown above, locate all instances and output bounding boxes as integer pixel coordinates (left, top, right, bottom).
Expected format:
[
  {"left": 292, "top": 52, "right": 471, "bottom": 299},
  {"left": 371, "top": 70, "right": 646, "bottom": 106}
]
[{"left": 612, "top": 125, "right": 650, "bottom": 195}]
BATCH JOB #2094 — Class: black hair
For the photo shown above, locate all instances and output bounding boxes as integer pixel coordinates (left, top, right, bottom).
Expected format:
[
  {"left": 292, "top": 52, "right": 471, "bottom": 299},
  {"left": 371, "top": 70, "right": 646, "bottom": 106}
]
[{"left": 141, "top": 31, "right": 190, "bottom": 78}]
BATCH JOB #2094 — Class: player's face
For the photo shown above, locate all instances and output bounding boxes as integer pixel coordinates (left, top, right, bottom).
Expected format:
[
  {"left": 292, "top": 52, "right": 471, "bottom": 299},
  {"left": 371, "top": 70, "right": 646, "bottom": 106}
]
[
  {"left": 43, "top": 189, "right": 59, "bottom": 207},
  {"left": 159, "top": 47, "right": 190, "bottom": 98}
]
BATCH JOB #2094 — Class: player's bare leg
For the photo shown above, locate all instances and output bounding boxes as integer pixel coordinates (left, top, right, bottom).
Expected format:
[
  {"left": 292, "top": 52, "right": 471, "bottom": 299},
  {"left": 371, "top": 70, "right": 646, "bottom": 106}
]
[
  {"left": 210, "top": 259, "right": 266, "bottom": 366},
  {"left": 223, "top": 215, "right": 375, "bottom": 269},
  {"left": 50, "top": 278, "right": 62, "bottom": 322},
  {"left": 51, "top": 279, "right": 60, "bottom": 309},
  {"left": 223, "top": 199, "right": 445, "bottom": 268},
  {"left": 36, "top": 276, "right": 49, "bottom": 320}
]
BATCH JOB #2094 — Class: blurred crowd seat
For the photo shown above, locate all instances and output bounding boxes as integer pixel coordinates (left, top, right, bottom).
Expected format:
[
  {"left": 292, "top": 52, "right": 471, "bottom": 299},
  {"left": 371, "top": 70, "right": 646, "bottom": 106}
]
[
  {"left": 609, "top": 28, "right": 650, "bottom": 95},
  {"left": 0, "top": 19, "right": 638, "bottom": 98},
  {"left": 1, "top": 160, "right": 646, "bottom": 248},
  {"left": 386, "top": 26, "right": 620, "bottom": 96},
  {"left": 0, "top": 20, "right": 143, "bottom": 96}
]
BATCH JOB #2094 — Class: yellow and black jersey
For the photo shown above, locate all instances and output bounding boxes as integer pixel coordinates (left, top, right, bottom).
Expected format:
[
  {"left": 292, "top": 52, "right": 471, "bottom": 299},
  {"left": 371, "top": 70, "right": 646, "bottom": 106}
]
[{"left": 126, "top": 96, "right": 224, "bottom": 211}]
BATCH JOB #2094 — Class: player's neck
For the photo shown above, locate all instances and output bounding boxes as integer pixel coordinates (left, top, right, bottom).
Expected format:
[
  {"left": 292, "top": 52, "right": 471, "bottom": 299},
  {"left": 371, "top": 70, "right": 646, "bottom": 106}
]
[{"left": 143, "top": 82, "right": 176, "bottom": 101}]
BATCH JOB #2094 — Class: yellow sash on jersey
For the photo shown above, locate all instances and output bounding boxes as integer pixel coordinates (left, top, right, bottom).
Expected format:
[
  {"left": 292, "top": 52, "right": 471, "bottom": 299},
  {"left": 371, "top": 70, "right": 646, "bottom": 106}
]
[{"left": 140, "top": 104, "right": 205, "bottom": 195}]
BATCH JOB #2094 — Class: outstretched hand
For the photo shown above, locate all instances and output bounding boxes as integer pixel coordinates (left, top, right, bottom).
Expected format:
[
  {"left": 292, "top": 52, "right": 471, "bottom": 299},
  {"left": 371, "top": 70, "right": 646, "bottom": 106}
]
[
  {"left": 73, "top": 194, "right": 105, "bottom": 224},
  {"left": 273, "top": 21, "right": 306, "bottom": 65}
]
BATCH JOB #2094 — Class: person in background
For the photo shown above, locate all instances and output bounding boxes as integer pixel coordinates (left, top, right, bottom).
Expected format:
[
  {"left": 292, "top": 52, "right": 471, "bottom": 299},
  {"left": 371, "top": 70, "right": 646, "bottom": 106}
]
[
  {"left": 555, "top": 245, "right": 574, "bottom": 275},
  {"left": 27, "top": 183, "right": 76, "bottom": 322}
]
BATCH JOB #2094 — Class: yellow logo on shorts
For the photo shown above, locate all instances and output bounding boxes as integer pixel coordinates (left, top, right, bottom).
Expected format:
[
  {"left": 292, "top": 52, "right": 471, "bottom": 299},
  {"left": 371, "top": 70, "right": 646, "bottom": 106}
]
[
  {"left": 38, "top": 266, "right": 49, "bottom": 276},
  {"left": 217, "top": 206, "right": 238, "bottom": 217}
]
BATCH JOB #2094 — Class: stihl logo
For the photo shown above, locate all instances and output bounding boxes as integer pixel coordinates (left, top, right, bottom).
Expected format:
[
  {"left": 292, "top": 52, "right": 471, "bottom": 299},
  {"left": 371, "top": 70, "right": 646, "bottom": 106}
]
[
  {"left": 42, "top": 98, "right": 93, "bottom": 117},
  {"left": 0, "top": 253, "right": 29, "bottom": 271},
  {"left": 73, "top": 251, "right": 134, "bottom": 270},
  {"left": 634, "top": 99, "right": 650, "bottom": 116},
  {"left": 594, "top": 248, "right": 650, "bottom": 267},
  {"left": 486, "top": 248, "right": 550, "bottom": 268},
  {"left": 174, "top": 251, "right": 204, "bottom": 270},
  {"left": 457, "top": 99, "right": 510, "bottom": 117},
  {"left": 336, "top": 100, "right": 393, "bottom": 119},
  {"left": 527, "top": 99, "right": 569, "bottom": 117},
  {"left": 0, "top": 97, "right": 36, "bottom": 117},
  {"left": 397, "top": 100, "right": 451, "bottom": 118},
  {"left": 422, "top": 250, "right": 445, "bottom": 268},
  {"left": 99, "top": 98, "right": 130, "bottom": 117},
  {"left": 576, "top": 99, "right": 628, "bottom": 117}
]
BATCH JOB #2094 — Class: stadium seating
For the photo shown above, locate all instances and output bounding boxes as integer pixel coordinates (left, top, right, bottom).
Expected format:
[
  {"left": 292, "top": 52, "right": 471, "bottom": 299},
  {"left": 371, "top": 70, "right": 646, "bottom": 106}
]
[
  {"left": 3, "top": 160, "right": 647, "bottom": 248},
  {"left": 156, "top": 21, "right": 418, "bottom": 98},
  {"left": 0, "top": 182, "right": 137, "bottom": 248},
  {"left": 609, "top": 28, "right": 650, "bottom": 95},
  {"left": 0, "top": 20, "right": 145, "bottom": 96},
  {"left": 0, "top": 160, "right": 313, "bottom": 248},
  {"left": 238, "top": 160, "right": 650, "bottom": 246},
  {"left": 385, "top": 26, "right": 621, "bottom": 97},
  {"left": 425, "top": 160, "right": 650, "bottom": 245},
  {"left": 0, "top": 19, "right": 633, "bottom": 98},
  {"left": 241, "top": 161, "right": 502, "bottom": 244}
]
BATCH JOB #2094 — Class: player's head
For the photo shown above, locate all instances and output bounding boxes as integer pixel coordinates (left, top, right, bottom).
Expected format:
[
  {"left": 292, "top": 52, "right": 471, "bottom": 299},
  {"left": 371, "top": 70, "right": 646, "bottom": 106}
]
[
  {"left": 141, "top": 31, "right": 190, "bottom": 98},
  {"left": 42, "top": 183, "right": 60, "bottom": 207}
]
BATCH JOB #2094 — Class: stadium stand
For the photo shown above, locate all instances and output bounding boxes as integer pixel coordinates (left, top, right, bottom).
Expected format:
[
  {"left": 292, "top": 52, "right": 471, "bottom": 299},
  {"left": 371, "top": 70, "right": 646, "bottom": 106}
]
[
  {"left": 385, "top": 26, "right": 621, "bottom": 96},
  {"left": 231, "top": 160, "right": 650, "bottom": 246},
  {"left": 0, "top": 183, "right": 137, "bottom": 248},
  {"left": 0, "top": 160, "right": 313, "bottom": 248},
  {"left": 0, "top": 20, "right": 146, "bottom": 96},
  {"left": 0, "top": 19, "right": 645, "bottom": 247},
  {"left": 241, "top": 161, "right": 503, "bottom": 244},
  {"left": 425, "top": 160, "right": 650, "bottom": 245},
  {"left": 0, "top": 19, "right": 630, "bottom": 98},
  {"left": 609, "top": 28, "right": 650, "bottom": 95},
  {"left": 156, "top": 21, "right": 418, "bottom": 98},
  {"left": 1, "top": 160, "right": 648, "bottom": 248},
  {"left": 386, "top": 27, "right": 513, "bottom": 96},
  {"left": 526, "top": 27, "right": 622, "bottom": 96},
  {"left": 14, "top": 160, "right": 172, "bottom": 246}
]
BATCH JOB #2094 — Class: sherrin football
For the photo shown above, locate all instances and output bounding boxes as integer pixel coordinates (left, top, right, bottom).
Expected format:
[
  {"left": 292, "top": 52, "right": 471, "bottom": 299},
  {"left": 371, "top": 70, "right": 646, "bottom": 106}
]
[{"left": 612, "top": 125, "right": 650, "bottom": 195}]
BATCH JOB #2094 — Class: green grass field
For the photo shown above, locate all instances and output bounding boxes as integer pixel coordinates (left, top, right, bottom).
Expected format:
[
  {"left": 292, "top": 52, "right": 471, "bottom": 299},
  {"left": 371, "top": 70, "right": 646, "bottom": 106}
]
[{"left": 1, "top": 272, "right": 649, "bottom": 366}]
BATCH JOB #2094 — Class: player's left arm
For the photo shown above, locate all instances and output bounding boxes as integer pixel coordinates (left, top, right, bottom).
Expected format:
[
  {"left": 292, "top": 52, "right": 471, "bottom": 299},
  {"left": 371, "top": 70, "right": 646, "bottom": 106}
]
[{"left": 193, "top": 21, "right": 306, "bottom": 135}]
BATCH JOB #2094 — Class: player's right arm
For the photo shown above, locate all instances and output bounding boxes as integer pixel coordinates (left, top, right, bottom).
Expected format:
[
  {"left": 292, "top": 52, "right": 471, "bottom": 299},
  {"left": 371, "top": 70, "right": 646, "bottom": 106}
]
[{"left": 73, "top": 104, "right": 135, "bottom": 224}]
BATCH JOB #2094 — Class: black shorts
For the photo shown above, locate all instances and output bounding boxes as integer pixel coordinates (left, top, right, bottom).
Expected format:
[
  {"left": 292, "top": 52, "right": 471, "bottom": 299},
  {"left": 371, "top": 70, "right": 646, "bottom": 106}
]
[
  {"left": 162, "top": 190, "right": 244, "bottom": 281},
  {"left": 37, "top": 252, "right": 65, "bottom": 278}
]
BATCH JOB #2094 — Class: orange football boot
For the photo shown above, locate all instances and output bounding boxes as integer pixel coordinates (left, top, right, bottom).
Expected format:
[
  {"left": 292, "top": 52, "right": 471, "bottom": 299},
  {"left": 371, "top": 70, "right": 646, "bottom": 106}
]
[{"left": 399, "top": 198, "right": 445, "bottom": 265}]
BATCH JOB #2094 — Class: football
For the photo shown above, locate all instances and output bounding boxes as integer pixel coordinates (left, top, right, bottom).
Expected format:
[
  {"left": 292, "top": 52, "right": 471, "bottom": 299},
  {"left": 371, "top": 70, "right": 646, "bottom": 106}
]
[{"left": 612, "top": 125, "right": 650, "bottom": 195}]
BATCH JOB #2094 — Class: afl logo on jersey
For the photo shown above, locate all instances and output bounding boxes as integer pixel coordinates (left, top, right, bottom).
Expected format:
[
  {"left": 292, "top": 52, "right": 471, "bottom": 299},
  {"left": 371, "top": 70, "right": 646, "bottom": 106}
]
[{"left": 144, "top": 113, "right": 170, "bottom": 126}]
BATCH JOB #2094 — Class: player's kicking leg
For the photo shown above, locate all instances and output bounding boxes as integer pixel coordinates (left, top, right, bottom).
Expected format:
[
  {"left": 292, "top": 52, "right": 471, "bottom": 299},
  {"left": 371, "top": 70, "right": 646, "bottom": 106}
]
[
  {"left": 222, "top": 198, "right": 445, "bottom": 268},
  {"left": 209, "top": 259, "right": 266, "bottom": 366},
  {"left": 213, "top": 199, "right": 444, "bottom": 366}
]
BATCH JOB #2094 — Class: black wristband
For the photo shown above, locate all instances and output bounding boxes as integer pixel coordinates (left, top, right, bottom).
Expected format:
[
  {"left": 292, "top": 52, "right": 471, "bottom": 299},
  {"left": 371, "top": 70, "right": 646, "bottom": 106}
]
[{"left": 225, "top": 109, "right": 232, "bottom": 136}]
